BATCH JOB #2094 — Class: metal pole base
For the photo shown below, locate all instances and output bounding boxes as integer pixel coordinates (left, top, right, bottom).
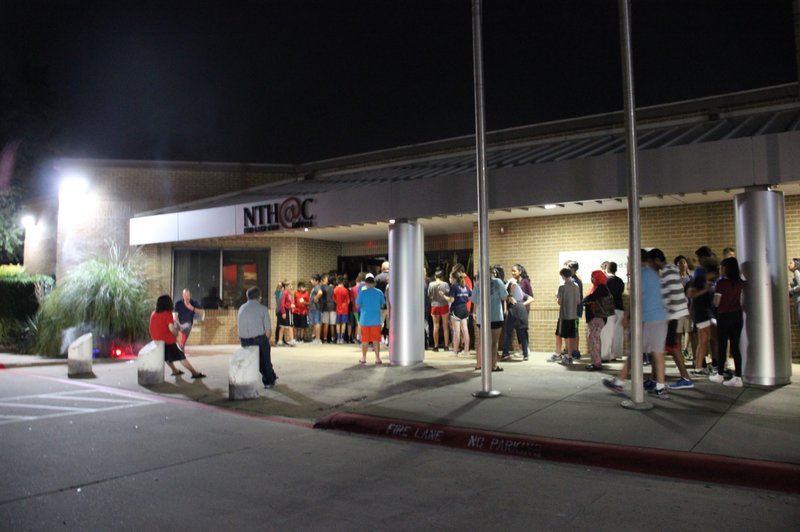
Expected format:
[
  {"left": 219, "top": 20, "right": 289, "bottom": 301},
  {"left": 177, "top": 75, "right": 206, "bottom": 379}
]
[
  {"left": 620, "top": 399, "right": 653, "bottom": 410},
  {"left": 472, "top": 390, "right": 501, "bottom": 399}
]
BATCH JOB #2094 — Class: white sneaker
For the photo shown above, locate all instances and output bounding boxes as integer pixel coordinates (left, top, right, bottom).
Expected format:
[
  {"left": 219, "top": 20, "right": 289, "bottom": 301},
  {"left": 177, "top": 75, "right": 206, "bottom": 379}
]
[
  {"left": 723, "top": 376, "right": 743, "bottom": 387},
  {"left": 311, "top": 339, "right": 321, "bottom": 345},
  {"left": 287, "top": 340, "right": 297, "bottom": 347},
  {"left": 708, "top": 373, "right": 725, "bottom": 384}
]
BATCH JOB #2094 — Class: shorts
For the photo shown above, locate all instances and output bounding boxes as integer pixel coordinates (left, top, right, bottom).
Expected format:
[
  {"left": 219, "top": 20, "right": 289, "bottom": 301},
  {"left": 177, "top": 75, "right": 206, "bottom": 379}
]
[
  {"left": 675, "top": 315, "right": 691, "bottom": 334},
  {"left": 278, "top": 313, "right": 294, "bottom": 328},
  {"left": 665, "top": 319, "right": 678, "bottom": 350},
  {"left": 695, "top": 319, "right": 712, "bottom": 330},
  {"left": 322, "top": 311, "right": 336, "bottom": 325},
  {"left": 336, "top": 313, "right": 349, "bottom": 324},
  {"left": 361, "top": 325, "right": 382, "bottom": 343},
  {"left": 308, "top": 309, "right": 321, "bottom": 325},
  {"left": 643, "top": 320, "right": 668, "bottom": 354},
  {"left": 475, "top": 321, "right": 503, "bottom": 330},
  {"left": 293, "top": 314, "right": 308, "bottom": 329},
  {"left": 557, "top": 319, "right": 576, "bottom": 339},
  {"left": 180, "top": 322, "right": 193, "bottom": 334},
  {"left": 164, "top": 343, "right": 186, "bottom": 363},
  {"left": 431, "top": 305, "right": 449, "bottom": 316}
]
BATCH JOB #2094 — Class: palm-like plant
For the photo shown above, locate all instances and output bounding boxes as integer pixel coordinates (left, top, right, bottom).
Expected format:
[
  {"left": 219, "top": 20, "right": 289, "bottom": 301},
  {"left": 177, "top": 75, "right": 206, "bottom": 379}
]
[{"left": 34, "top": 243, "right": 152, "bottom": 357}]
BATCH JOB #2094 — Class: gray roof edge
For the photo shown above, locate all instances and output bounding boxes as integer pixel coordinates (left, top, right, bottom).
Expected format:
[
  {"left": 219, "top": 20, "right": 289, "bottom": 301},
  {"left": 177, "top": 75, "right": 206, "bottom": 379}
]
[
  {"left": 299, "top": 83, "right": 799, "bottom": 174},
  {"left": 54, "top": 158, "right": 298, "bottom": 173}
]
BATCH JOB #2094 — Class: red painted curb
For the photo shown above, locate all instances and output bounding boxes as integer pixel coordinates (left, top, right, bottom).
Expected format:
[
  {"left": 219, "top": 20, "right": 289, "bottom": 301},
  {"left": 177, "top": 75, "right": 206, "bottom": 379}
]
[{"left": 314, "top": 412, "right": 800, "bottom": 494}]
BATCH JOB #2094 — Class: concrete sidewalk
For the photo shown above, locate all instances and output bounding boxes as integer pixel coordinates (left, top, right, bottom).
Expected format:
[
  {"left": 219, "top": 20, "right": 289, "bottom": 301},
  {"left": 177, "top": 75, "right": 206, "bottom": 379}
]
[{"left": 2, "top": 343, "right": 798, "bottom": 490}]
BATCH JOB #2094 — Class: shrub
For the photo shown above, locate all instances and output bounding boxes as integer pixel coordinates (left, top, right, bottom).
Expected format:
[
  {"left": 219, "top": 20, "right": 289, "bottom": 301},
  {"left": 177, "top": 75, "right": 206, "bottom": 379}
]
[
  {"left": 0, "top": 265, "right": 54, "bottom": 321},
  {"left": 33, "top": 244, "right": 152, "bottom": 357}
]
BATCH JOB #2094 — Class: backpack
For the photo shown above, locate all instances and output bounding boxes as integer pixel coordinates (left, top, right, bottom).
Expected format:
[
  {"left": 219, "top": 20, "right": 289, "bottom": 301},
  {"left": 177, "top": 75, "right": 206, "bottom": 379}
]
[{"left": 594, "top": 288, "right": 615, "bottom": 318}]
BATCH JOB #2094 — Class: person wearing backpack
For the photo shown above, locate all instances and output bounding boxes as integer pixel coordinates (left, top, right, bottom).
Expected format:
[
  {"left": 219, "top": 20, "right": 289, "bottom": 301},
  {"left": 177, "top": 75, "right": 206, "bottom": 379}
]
[{"left": 582, "top": 270, "right": 612, "bottom": 371}]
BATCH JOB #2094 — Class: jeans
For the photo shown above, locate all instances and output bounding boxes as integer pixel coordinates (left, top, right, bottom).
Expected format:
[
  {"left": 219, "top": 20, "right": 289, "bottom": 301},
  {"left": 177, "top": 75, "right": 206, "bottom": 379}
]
[
  {"left": 716, "top": 310, "right": 743, "bottom": 377},
  {"left": 502, "top": 311, "right": 529, "bottom": 358},
  {"left": 240, "top": 335, "right": 277, "bottom": 385}
]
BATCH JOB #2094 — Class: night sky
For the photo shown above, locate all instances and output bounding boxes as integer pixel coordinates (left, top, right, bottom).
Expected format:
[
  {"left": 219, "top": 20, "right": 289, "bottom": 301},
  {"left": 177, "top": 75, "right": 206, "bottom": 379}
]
[{"left": 2, "top": 0, "right": 796, "bottom": 173}]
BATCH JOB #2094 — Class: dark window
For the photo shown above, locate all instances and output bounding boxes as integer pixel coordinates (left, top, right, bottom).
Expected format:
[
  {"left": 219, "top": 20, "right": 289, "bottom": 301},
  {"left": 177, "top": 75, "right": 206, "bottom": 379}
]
[
  {"left": 222, "top": 250, "right": 269, "bottom": 308},
  {"left": 172, "top": 248, "right": 270, "bottom": 309}
]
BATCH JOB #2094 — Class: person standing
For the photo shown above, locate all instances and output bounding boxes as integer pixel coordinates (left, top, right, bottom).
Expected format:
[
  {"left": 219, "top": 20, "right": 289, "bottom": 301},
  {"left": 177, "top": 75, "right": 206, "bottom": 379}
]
[
  {"left": 603, "top": 250, "right": 670, "bottom": 398},
  {"left": 320, "top": 273, "right": 336, "bottom": 343},
  {"left": 428, "top": 270, "right": 451, "bottom": 351},
  {"left": 308, "top": 275, "right": 323, "bottom": 344},
  {"left": 501, "top": 264, "right": 534, "bottom": 361},
  {"left": 549, "top": 268, "right": 579, "bottom": 365},
  {"left": 293, "top": 280, "right": 310, "bottom": 342},
  {"left": 237, "top": 286, "right": 277, "bottom": 388},
  {"left": 333, "top": 276, "right": 351, "bottom": 344},
  {"left": 356, "top": 273, "right": 386, "bottom": 365},
  {"left": 581, "top": 270, "right": 611, "bottom": 370},
  {"left": 472, "top": 267, "right": 508, "bottom": 372},
  {"left": 789, "top": 259, "right": 800, "bottom": 331},
  {"left": 151, "top": 295, "right": 206, "bottom": 379},
  {"left": 564, "top": 261, "right": 583, "bottom": 360},
  {"left": 375, "top": 261, "right": 390, "bottom": 346},
  {"left": 278, "top": 281, "right": 297, "bottom": 346},
  {"left": 710, "top": 257, "right": 746, "bottom": 387},
  {"left": 600, "top": 261, "right": 625, "bottom": 361},
  {"left": 445, "top": 271, "right": 472, "bottom": 357},
  {"left": 173, "top": 289, "right": 203, "bottom": 351}
]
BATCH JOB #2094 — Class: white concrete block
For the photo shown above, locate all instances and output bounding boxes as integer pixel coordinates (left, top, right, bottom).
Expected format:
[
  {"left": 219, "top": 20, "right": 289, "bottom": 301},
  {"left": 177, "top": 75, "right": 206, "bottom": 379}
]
[
  {"left": 67, "top": 333, "right": 93, "bottom": 377},
  {"left": 137, "top": 341, "right": 165, "bottom": 385},
  {"left": 229, "top": 346, "right": 260, "bottom": 400}
]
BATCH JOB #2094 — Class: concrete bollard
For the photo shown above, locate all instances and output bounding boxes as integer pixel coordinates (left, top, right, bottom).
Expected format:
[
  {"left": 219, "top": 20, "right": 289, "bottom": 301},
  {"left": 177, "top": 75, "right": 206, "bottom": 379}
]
[
  {"left": 137, "top": 341, "right": 165, "bottom": 385},
  {"left": 229, "top": 346, "right": 260, "bottom": 400},
  {"left": 68, "top": 333, "right": 94, "bottom": 377}
]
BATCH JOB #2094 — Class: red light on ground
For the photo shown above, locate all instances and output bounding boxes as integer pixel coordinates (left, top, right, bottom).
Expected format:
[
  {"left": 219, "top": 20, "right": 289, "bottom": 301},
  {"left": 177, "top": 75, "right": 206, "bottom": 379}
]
[{"left": 115, "top": 349, "right": 123, "bottom": 357}]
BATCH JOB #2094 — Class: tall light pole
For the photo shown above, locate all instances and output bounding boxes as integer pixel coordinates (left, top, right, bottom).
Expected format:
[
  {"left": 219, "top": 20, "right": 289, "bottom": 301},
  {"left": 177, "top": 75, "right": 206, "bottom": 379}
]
[{"left": 471, "top": 0, "right": 499, "bottom": 398}]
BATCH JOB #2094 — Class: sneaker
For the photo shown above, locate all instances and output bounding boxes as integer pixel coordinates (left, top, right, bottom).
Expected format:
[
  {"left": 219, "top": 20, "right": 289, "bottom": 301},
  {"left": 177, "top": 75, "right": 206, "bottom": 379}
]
[
  {"left": 723, "top": 376, "right": 743, "bottom": 387},
  {"left": 584, "top": 364, "right": 602, "bottom": 371},
  {"left": 559, "top": 354, "right": 573, "bottom": 366},
  {"left": 669, "top": 377, "right": 695, "bottom": 390},
  {"left": 602, "top": 377, "right": 624, "bottom": 393},
  {"left": 522, "top": 356, "right": 529, "bottom": 361},
  {"left": 311, "top": 339, "right": 321, "bottom": 345},
  {"left": 547, "top": 353, "right": 561, "bottom": 362},
  {"left": 708, "top": 373, "right": 725, "bottom": 384},
  {"left": 500, "top": 354, "right": 512, "bottom": 361},
  {"left": 648, "top": 386, "right": 670, "bottom": 399},
  {"left": 690, "top": 368, "right": 710, "bottom": 377},
  {"left": 571, "top": 351, "right": 581, "bottom": 360},
  {"left": 643, "top": 378, "right": 656, "bottom": 391}
]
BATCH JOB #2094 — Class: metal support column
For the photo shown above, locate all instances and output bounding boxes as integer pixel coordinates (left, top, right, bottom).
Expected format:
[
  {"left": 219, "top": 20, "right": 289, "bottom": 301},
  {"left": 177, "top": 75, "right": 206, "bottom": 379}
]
[
  {"left": 388, "top": 219, "right": 425, "bottom": 366},
  {"left": 735, "top": 188, "right": 793, "bottom": 385}
]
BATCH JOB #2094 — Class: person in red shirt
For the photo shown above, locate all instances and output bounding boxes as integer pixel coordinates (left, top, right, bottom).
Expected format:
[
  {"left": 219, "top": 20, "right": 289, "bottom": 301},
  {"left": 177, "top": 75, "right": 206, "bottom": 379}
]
[
  {"left": 350, "top": 272, "right": 366, "bottom": 343},
  {"left": 149, "top": 295, "right": 205, "bottom": 379},
  {"left": 278, "top": 280, "right": 297, "bottom": 346},
  {"left": 293, "top": 281, "right": 310, "bottom": 342},
  {"left": 333, "top": 276, "right": 351, "bottom": 344}
]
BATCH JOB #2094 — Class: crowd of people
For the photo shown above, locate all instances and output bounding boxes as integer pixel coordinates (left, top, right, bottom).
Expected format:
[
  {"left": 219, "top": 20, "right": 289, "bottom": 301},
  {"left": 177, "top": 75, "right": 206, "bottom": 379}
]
[
  {"left": 599, "top": 246, "right": 747, "bottom": 399},
  {"left": 147, "top": 244, "right": 797, "bottom": 396}
]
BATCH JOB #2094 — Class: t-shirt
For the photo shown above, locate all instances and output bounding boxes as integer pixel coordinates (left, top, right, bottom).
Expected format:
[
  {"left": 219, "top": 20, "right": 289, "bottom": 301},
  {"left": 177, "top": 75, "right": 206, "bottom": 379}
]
[
  {"left": 322, "top": 284, "right": 336, "bottom": 311},
  {"left": 333, "top": 285, "right": 350, "bottom": 315},
  {"left": 642, "top": 265, "right": 667, "bottom": 322},
  {"left": 715, "top": 278, "right": 745, "bottom": 314},
  {"left": 606, "top": 275, "right": 625, "bottom": 310},
  {"left": 448, "top": 283, "right": 472, "bottom": 314},
  {"left": 357, "top": 287, "right": 385, "bottom": 326},
  {"left": 310, "top": 285, "right": 322, "bottom": 312},
  {"left": 557, "top": 281, "right": 579, "bottom": 320},
  {"left": 689, "top": 274, "right": 713, "bottom": 323},
  {"left": 573, "top": 276, "right": 584, "bottom": 317},
  {"left": 472, "top": 277, "right": 508, "bottom": 325},
  {"left": 375, "top": 272, "right": 389, "bottom": 293},
  {"left": 293, "top": 290, "right": 309, "bottom": 315},
  {"left": 150, "top": 310, "right": 177, "bottom": 344},
  {"left": 427, "top": 280, "right": 450, "bottom": 307},
  {"left": 174, "top": 298, "right": 201, "bottom": 324},
  {"left": 350, "top": 283, "right": 364, "bottom": 313},
  {"left": 660, "top": 264, "right": 689, "bottom": 319},
  {"left": 280, "top": 290, "right": 294, "bottom": 315}
]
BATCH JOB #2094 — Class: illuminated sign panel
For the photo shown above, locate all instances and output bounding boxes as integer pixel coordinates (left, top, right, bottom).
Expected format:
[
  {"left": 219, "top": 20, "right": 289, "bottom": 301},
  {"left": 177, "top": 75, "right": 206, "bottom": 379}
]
[{"left": 241, "top": 197, "right": 314, "bottom": 234}]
